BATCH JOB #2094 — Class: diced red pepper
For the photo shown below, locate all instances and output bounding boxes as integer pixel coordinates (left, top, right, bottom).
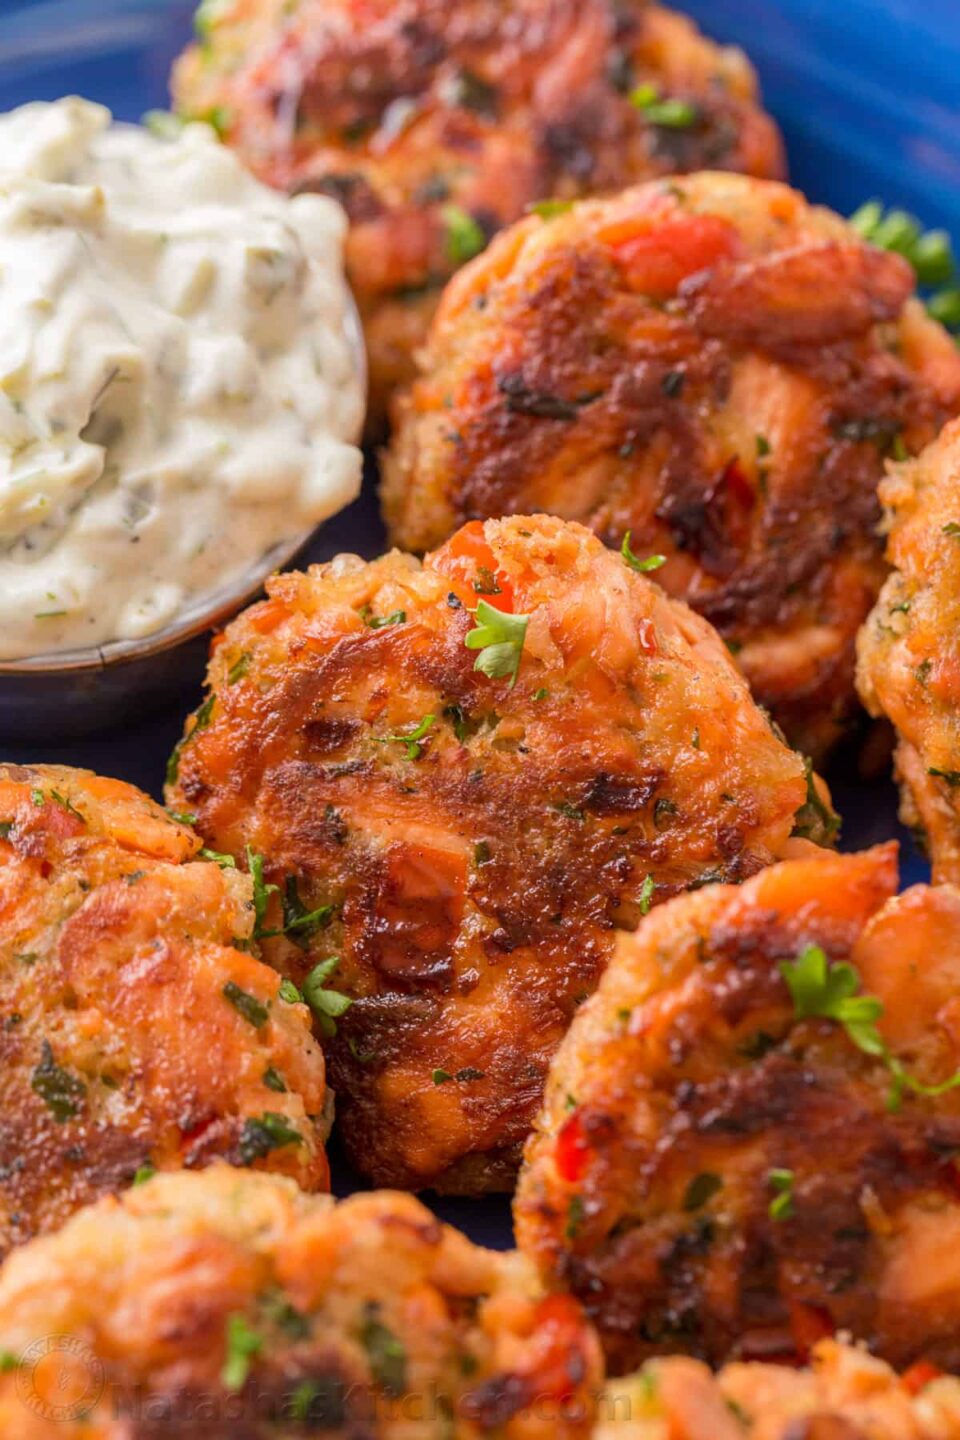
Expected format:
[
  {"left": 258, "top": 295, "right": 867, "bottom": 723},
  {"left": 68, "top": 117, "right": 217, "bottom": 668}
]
[
  {"left": 431, "top": 520, "right": 516, "bottom": 612},
  {"left": 637, "top": 617, "right": 658, "bottom": 656},
  {"left": 602, "top": 213, "right": 742, "bottom": 300},
  {"left": 555, "top": 1110, "right": 591, "bottom": 1184},
  {"left": 902, "top": 1361, "right": 943, "bottom": 1396}
]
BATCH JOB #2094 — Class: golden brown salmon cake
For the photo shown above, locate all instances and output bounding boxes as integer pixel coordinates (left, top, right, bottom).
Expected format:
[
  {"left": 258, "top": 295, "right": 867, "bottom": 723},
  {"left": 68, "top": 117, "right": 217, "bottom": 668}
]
[
  {"left": 171, "top": 0, "right": 785, "bottom": 426},
  {"left": 515, "top": 845, "right": 960, "bottom": 1376},
  {"left": 598, "top": 1341, "right": 960, "bottom": 1439},
  {"left": 0, "top": 1166, "right": 602, "bottom": 1439},
  {"left": 858, "top": 418, "right": 960, "bottom": 884},
  {"left": 383, "top": 172, "right": 960, "bottom": 758},
  {"left": 166, "top": 513, "right": 814, "bottom": 1195},
  {"left": 0, "top": 763, "right": 328, "bottom": 1256}
]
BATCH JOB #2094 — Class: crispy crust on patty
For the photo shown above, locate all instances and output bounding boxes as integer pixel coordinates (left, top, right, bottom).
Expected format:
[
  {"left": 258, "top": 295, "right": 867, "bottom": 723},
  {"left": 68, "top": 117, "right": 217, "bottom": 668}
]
[
  {"left": 0, "top": 1166, "right": 601, "bottom": 1439},
  {"left": 167, "top": 513, "right": 808, "bottom": 1193},
  {"left": 172, "top": 0, "right": 784, "bottom": 424},
  {"left": 515, "top": 846, "right": 960, "bottom": 1375},
  {"left": 0, "top": 765, "right": 328, "bottom": 1256},
  {"left": 598, "top": 1340, "right": 960, "bottom": 1439},
  {"left": 858, "top": 418, "right": 960, "bottom": 884},
  {"left": 383, "top": 172, "right": 960, "bottom": 757}
]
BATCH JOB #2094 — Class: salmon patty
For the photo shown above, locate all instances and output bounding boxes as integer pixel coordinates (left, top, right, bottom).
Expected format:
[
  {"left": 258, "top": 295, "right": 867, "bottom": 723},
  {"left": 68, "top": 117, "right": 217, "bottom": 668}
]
[
  {"left": 383, "top": 172, "right": 960, "bottom": 757},
  {"left": 166, "top": 513, "right": 813, "bottom": 1194},
  {"left": 598, "top": 1340, "right": 960, "bottom": 1439},
  {"left": 0, "top": 764, "right": 328, "bottom": 1256},
  {"left": 172, "top": 0, "right": 785, "bottom": 426},
  {"left": 858, "top": 418, "right": 960, "bottom": 884},
  {"left": 515, "top": 846, "right": 960, "bottom": 1374},
  {"left": 0, "top": 1166, "right": 601, "bottom": 1438}
]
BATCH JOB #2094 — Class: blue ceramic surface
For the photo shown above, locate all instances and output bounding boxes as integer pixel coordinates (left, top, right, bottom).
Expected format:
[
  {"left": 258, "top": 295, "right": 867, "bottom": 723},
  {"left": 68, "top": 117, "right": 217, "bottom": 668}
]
[{"left": 0, "top": 0, "right": 956, "bottom": 1246}]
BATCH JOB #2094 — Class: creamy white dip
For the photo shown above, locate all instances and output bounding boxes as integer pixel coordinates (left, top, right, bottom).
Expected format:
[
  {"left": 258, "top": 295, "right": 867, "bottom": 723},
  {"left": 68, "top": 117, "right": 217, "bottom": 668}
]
[{"left": 0, "top": 97, "right": 365, "bottom": 660}]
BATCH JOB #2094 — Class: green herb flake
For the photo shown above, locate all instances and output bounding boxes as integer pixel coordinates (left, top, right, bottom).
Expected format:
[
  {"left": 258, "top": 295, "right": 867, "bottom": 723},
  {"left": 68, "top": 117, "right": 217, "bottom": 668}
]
[
  {"left": 0, "top": 1351, "right": 19, "bottom": 1373},
  {"left": 929, "top": 768, "right": 960, "bottom": 788},
  {"left": 221, "top": 1313, "right": 263, "bottom": 1392},
  {"left": 279, "top": 978, "right": 303, "bottom": 1005},
  {"left": 629, "top": 84, "right": 699, "bottom": 128},
  {"left": 360, "top": 1307, "right": 407, "bottom": 1397},
  {"left": 791, "top": 758, "right": 841, "bottom": 847},
  {"left": 780, "top": 944, "right": 960, "bottom": 1109},
  {"left": 621, "top": 532, "right": 667, "bottom": 574},
  {"left": 565, "top": 1194, "right": 585, "bottom": 1240},
  {"left": 227, "top": 652, "right": 252, "bottom": 685},
  {"left": 200, "top": 847, "right": 237, "bottom": 869},
  {"left": 375, "top": 713, "right": 436, "bottom": 761},
  {"left": 246, "top": 847, "right": 280, "bottom": 940},
  {"left": 442, "top": 204, "right": 486, "bottom": 265},
  {"left": 132, "top": 1163, "right": 156, "bottom": 1187},
  {"left": 465, "top": 599, "right": 529, "bottom": 687},
  {"left": 263, "top": 1066, "right": 287, "bottom": 1094},
  {"left": 238, "top": 1113, "right": 303, "bottom": 1165},
  {"left": 639, "top": 874, "right": 656, "bottom": 916},
  {"left": 0, "top": 822, "right": 12, "bottom": 840},
  {"left": 303, "top": 957, "right": 353, "bottom": 1038},
  {"left": 365, "top": 609, "right": 406, "bottom": 629},
  {"left": 432, "top": 1068, "right": 452, "bottom": 1085},
  {"left": 768, "top": 1168, "right": 795, "bottom": 1221},
  {"left": 31, "top": 1041, "right": 86, "bottom": 1123},
  {"left": 528, "top": 198, "right": 575, "bottom": 220},
  {"left": 223, "top": 980, "right": 269, "bottom": 1029},
  {"left": 683, "top": 1172, "right": 723, "bottom": 1212}
]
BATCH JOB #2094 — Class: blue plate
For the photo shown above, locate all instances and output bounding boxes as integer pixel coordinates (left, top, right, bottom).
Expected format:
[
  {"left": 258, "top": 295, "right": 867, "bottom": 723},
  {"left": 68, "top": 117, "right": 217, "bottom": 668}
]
[{"left": 0, "top": 0, "right": 954, "bottom": 1247}]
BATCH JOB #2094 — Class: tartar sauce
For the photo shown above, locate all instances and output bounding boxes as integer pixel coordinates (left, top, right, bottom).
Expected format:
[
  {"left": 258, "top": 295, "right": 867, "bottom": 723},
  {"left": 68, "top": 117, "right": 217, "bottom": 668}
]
[{"left": 0, "top": 97, "right": 365, "bottom": 660}]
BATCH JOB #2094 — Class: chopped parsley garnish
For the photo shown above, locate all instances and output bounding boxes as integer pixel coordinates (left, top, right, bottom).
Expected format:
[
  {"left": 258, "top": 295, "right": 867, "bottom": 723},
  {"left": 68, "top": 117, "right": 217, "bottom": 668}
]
[
  {"left": 943, "top": 522, "right": 960, "bottom": 537},
  {"left": 455, "top": 1067, "right": 485, "bottom": 1082},
  {"left": 791, "top": 759, "right": 841, "bottom": 846},
  {"left": 238, "top": 1113, "right": 303, "bottom": 1165},
  {"left": 221, "top": 1314, "right": 263, "bottom": 1391},
  {"left": 246, "top": 847, "right": 280, "bottom": 940},
  {"left": 0, "top": 822, "right": 12, "bottom": 840},
  {"left": 432, "top": 1069, "right": 452, "bottom": 1085},
  {"left": 528, "top": 198, "right": 575, "bottom": 220},
  {"left": 629, "top": 83, "right": 699, "bottom": 128},
  {"left": 200, "top": 847, "right": 237, "bottom": 869},
  {"left": 49, "top": 789, "right": 85, "bottom": 823},
  {"left": 851, "top": 200, "right": 960, "bottom": 333},
  {"left": 223, "top": 981, "right": 269, "bottom": 1029},
  {"left": 683, "top": 1172, "right": 723, "bottom": 1212},
  {"left": 279, "top": 978, "right": 303, "bottom": 1005},
  {"left": 621, "top": 532, "right": 667, "bottom": 574},
  {"left": 639, "top": 874, "right": 655, "bottom": 915},
  {"left": 565, "top": 1195, "right": 585, "bottom": 1240},
  {"left": 375, "top": 713, "right": 436, "bottom": 760},
  {"left": 364, "top": 608, "right": 406, "bottom": 629},
  {"left": 780, "top": 944, "right": 960, "bottom": 1109},
  {"left": 929, "top": 768, "right": 960, "bottom": 787},
  {"left": 167, "top": 809, "right": 197, "bottom": 827},
  {"left": 263, "top": 1066, "right": 287, "bottom": 1093},
  {"left": 227, "top": 652, "right": 252, "bottom": 685},
  {"left": 768, "top": 1168, "right": 795, "bottom": 1221},
  {"left": 31, "top": 1041, "right": 86, "bottom": 1123},
  {"left": 756, "top": 435, "right": 772, "bottom": 458},
  {"left": 442, "top": 204, "right": 486, "bottom": 265},
  {"left": 280, "top": 876, "right": 334, "bottom": 949},
  {"left": 166, "top": 694, "right": 215, "bottom": 787},
  {"left": 533, "top": 687, "right": 549, "bottom": 702},
  {"left": 132, "top": 1163, "right": 156, "bottom": 1186},
  {"left": 465, "top": 599, "right": 529, "bottom": 687},
  {"left": 360, "top": 1307, "right": 407, "bottom": 1396},
  {"left": 302, "top": 957, "right": 353, "bottom": 1038}
]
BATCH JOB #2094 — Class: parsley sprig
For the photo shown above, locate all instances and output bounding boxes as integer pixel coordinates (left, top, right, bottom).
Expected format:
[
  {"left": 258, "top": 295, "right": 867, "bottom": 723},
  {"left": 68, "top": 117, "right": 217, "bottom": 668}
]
[
  {"left": 621, "top": 533, "right": 667, "bottom": 574},
  {"left": 780, "top": 944, "right": 960, "bottom": 1109},
  {"left": 851, "top": 200, "right": 960, "bottom": 335},
  {"left": 629, "top": 83, "right": 699, "bottom": 129},
  {"left": 465, "top": 599, "right": 529, "bottom": 687},
  {"left": 375, "top": 714, "right": 436, "bottom": 760},
  {"left": 302, "top": 957, "right": 353, "bottom": 1038}
]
